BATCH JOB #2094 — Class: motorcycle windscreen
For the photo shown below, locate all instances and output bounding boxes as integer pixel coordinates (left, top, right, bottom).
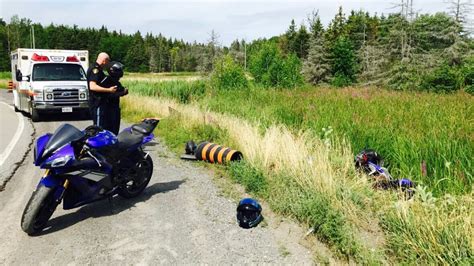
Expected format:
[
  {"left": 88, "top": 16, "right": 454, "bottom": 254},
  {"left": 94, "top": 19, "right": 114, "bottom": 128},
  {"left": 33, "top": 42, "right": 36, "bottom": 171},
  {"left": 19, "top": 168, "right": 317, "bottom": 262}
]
[{"left": 42, "top": 124, "right": 85, "bottom": 160}]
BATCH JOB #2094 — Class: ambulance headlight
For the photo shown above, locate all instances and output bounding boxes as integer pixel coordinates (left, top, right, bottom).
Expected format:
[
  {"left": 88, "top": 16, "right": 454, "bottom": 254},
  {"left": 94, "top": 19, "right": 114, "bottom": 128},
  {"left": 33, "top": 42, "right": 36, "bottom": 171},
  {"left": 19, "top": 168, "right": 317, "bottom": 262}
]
[
  {"left": 79, "top": 88, "right": 87, "bottom": 100},
  {"left": 34, "top": 90, "right": 43, "bottom": 101}
]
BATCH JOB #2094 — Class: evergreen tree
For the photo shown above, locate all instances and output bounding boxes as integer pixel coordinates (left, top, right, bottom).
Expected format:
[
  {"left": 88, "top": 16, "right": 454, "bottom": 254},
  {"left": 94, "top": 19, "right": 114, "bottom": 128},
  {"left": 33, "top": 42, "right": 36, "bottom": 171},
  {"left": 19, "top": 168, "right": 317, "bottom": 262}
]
[
  {"left": 307, "top": 10, "right": 324, "bottom": 39},
  {"left": 325, "top": 6, "right": 347, "bottom": 45},
  {"left": 330, "top": 36, "right": 357, "bottom": 86},
  {"left": 302, "top": 12, "right": 330, "bottom": 84},
  {"left": 294, "top": 25, "right": 310, "bottom": 59},
  {"left": 303, "top": 34, "right": 331, "bottom": 84},
  {"left": 283, "top": 19, "right": 297, "bottom": 54},
  {"left": 358, "top": 43, "right": 389, "bottom": 85},
  {"left": 0, "top": 19, "right": 10, "bottom": 71},
  {"left": 346, "top": 10, "right": 369, "bottom": 51},
  {"left": 124, "top": 31, "right": 148, "bottom": 72}
]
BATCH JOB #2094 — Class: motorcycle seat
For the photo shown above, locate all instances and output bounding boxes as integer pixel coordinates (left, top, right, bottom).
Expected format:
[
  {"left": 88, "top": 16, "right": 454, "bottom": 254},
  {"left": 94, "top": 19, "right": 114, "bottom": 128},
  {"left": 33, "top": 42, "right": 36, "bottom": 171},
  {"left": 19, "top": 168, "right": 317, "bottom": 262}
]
[
  {"left": 131, "top": 119, "right": 159, "bottom": 135},
  {"left": 131, "top": 124, "right": 149, "bottom": 135},
  {"left": 117, "top": 130, "right": 143, "bottom": 150},
  {"left": 131, "top": 124, "right": 154, "bottom": 135}
]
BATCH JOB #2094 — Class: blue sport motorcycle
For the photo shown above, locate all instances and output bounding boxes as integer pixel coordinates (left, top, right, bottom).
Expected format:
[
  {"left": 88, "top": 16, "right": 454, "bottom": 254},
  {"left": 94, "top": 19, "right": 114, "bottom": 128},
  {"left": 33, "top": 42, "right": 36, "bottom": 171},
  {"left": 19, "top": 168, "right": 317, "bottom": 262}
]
[{"left": 21, "top": 118, "right": 159, "bottom": 235}]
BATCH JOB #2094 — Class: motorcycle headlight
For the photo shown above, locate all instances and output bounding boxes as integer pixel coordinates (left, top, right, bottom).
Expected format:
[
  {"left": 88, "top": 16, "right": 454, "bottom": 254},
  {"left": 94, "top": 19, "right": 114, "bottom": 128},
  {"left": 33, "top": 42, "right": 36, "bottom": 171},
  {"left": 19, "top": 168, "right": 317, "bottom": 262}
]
[{"left": 50, "top": 156, "right": 72, "bottom": 168}]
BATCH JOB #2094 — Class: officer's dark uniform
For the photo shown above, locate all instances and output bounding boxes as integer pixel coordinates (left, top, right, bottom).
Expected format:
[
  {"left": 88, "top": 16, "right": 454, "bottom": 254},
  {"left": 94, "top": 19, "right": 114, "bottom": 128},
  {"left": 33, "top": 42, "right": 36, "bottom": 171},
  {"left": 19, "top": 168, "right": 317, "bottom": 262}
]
[{"left": 86, "top": 62, "right": 111, "bottom": 131}]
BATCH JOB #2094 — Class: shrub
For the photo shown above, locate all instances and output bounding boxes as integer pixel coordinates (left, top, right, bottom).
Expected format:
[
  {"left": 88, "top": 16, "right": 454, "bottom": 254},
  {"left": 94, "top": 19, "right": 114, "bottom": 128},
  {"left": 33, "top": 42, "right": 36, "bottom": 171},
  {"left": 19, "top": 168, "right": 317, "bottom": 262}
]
[
  {"left": 249, "top": 42, "right": 303, "bottom": 88},
  {"left": 461, "top": 56, "right": 474, "bottom": 95},
  {"left": 211, "top": 54, "right": 248, "bottom": 90},
  {"left": 421, "top": 63, "right": 459, "bottom": 93},
  {"left": 331, "top": 73, "right": 353, "bottom": 87}
]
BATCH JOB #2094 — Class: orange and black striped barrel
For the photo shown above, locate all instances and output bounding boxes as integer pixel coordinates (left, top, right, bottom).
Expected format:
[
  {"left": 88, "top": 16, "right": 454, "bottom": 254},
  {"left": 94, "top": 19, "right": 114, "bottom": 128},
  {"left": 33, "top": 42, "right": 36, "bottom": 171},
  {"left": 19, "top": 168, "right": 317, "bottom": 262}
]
[
  {"left": 8, "top": 81, "right": 13, "bottom": 91},
  {"left": 195, "top": 142, "right": 243, "bottom": 164}
]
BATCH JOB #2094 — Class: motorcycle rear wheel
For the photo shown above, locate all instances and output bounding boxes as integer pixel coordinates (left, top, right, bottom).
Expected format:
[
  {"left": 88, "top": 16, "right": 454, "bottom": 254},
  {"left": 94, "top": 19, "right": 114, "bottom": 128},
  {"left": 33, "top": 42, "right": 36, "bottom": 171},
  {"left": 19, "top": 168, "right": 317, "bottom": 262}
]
[
  {"left": 21, "top": 184, "right": 59, "bottom": 235},
  {"left": 118, "top": 155, "right": 153, "bottom": 198}
]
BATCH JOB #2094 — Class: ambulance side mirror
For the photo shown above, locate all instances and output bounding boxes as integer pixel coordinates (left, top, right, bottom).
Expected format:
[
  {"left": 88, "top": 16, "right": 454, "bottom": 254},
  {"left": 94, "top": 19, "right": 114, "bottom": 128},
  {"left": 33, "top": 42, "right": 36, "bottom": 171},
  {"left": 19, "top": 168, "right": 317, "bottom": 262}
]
[
  {"left": 22, "top": 76, "right": 30, "bottom": 82},
  {"left": 16, "top": 70, "right": 22, "bottom": 81}
]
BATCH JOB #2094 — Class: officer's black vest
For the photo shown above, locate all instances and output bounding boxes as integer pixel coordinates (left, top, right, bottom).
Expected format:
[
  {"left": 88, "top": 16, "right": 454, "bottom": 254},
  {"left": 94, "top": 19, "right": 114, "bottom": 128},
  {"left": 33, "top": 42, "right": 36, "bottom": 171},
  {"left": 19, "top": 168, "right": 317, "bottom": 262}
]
[{"left": 87, "top": 63, "right": 107, "bottom": 108}]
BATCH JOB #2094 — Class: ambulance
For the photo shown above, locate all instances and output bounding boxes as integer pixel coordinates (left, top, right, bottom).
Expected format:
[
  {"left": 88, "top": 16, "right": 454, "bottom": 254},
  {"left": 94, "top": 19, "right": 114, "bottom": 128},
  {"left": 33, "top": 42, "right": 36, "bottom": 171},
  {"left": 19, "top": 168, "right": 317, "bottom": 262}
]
[{"left": 11, "top": 49, "right": 89, "bottom": 121}]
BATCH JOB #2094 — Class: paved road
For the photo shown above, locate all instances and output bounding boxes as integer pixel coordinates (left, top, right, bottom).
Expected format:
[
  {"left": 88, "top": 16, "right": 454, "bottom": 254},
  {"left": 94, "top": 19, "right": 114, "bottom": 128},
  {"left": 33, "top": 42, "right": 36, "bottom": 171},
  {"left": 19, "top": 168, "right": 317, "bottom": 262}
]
[
  {"left": 0, "top": 91, "right": 33, "bottom": 190},
  {"left": 0, "top": 90, "right": 313, "bottom": 264}
]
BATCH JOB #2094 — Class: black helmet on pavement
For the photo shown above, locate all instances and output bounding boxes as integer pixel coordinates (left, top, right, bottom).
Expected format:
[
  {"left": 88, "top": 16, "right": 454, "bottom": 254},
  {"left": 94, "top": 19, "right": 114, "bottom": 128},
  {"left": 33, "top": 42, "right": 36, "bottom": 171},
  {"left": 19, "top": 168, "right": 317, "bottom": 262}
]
[
  {"left": 236, "top": 198, "right": 263, "bottom": 229},
  {"left": 107, "top": 61, "right": 124, "bottom": 79}
]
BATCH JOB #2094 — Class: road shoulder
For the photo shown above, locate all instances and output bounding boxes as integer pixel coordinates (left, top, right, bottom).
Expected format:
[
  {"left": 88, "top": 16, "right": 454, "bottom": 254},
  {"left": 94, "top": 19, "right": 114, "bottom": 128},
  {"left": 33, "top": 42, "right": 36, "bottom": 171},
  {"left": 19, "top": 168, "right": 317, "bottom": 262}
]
[{"left": 0, "top": 101, "right": 34, "bottom": 191}]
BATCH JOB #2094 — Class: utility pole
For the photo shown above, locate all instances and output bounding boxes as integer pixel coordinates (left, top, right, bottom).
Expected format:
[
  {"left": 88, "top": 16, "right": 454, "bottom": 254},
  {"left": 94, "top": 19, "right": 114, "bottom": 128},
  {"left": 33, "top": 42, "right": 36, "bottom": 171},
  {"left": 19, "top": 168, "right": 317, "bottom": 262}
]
[
  {"left": 32, "top": 25, "right": 36, "bottom": 49},
  {"left": 30, "top": 25, "right": 36, "bottom": 49}
]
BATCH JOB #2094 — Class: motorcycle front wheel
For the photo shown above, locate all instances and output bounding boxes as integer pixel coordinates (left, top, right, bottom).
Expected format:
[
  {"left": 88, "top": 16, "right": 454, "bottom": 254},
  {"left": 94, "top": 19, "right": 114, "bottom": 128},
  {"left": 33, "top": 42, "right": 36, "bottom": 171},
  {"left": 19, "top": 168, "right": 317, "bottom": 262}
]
[
  {"left": 118, "top": 155, "right": 153, "bottom": 199},
  {"left": 21, "top": 184, "right": 59, "bottom": 235}
]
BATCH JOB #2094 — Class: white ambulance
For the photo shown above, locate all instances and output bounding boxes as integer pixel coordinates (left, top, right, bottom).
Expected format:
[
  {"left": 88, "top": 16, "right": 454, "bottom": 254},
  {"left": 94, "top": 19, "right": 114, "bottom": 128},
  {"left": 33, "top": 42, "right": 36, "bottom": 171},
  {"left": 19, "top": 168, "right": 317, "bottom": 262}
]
[{"left": 11, "top": 49, "right": 90, "bottom": 121}]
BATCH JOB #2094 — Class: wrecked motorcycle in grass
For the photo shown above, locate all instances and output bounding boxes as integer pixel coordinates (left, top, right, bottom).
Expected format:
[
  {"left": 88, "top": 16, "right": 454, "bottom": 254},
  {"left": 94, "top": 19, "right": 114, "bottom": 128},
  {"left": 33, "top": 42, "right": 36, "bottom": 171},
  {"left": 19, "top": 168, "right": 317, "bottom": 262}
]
[
  {"left": 355, "top": 149, "right": 415, "bottom": 198},
  {"left": 21, "top": 119, "right": 159, "bottom": 235}
]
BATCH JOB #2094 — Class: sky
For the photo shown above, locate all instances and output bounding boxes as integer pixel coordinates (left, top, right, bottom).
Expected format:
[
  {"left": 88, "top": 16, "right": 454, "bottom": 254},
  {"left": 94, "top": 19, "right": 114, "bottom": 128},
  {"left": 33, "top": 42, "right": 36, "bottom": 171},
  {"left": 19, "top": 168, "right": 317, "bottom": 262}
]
[{"left": 0, "top": 0, "right": 454, "bottom": 45}]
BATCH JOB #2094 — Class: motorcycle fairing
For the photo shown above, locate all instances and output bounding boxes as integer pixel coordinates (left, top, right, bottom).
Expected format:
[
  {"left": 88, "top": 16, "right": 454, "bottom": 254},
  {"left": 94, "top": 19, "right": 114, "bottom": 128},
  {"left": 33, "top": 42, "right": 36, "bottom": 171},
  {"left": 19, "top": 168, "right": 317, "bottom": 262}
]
[
  {"left": 40, "top": 144, "right": 75, "bottom": 169},
  {"left": 63, "top": 173, "right": 117, "bottom": 210},
  {"left": 41, "top": 124, "right": 85, "bottom": 162},
  {"left": 34, "top": 133, "right": 52, "bottom": 166},
  {"left": 86, "top": 130, "right": 118, "bottom": 149}
]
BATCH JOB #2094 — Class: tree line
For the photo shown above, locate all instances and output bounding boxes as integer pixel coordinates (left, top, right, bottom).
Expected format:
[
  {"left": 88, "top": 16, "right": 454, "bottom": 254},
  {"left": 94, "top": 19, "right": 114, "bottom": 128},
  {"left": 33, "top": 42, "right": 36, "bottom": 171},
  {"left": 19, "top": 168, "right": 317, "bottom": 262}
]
[
  {"left": 1, "top": 0, "right": 473, "bottom": 92},
  {"left": 0, "top": 15, "right": 217, "bottom": 73},
  {"left": 230, "top": 0, "right": 473, "bottom": 92}
]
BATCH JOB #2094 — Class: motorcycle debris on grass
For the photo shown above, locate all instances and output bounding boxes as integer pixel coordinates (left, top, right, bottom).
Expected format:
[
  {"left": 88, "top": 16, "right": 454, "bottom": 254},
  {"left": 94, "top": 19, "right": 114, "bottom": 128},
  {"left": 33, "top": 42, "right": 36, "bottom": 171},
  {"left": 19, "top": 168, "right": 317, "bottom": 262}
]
[{"left": 355, "top": 149, "right": 415, "bottom": 199}]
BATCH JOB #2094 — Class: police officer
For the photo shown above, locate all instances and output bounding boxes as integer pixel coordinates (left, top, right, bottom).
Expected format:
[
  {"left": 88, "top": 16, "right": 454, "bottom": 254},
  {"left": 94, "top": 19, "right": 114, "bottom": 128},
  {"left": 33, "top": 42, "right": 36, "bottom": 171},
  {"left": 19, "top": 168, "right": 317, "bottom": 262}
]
[
  {"left": 86, "top": 52, "right": 117, "bottom": 130},
  {"left": 101, "top": 62, "right": 128, "bottom": 135}
]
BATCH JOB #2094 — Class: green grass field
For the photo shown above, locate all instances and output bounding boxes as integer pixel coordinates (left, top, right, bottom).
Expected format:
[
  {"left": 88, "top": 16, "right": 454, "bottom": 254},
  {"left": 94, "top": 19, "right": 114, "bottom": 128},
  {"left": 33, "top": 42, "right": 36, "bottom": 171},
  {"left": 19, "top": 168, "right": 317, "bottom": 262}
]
[{"left": 123, "top": 80, "right": 473, "bottom": 196}]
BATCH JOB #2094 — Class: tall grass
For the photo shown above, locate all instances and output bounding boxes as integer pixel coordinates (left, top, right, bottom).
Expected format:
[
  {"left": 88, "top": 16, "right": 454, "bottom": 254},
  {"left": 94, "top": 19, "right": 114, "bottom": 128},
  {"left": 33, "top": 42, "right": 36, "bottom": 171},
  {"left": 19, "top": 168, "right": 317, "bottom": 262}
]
[
  {"left": 0, "top": 72, "right": 10, "bottom": 79},
  {"left": 121, "top": 72, "right": 202, "bottom": 82},
  {"left": 123, "top": 80, "right": 207, "bottom": 104},
  {"left": 381, "top": 189, "right": 473, "bottom": 264},
  {"left": 0, "top": 71, "right": 11, "bottom": 89},
  {"left": 128, "top": 81, "right": 472, "bottom": 196}
]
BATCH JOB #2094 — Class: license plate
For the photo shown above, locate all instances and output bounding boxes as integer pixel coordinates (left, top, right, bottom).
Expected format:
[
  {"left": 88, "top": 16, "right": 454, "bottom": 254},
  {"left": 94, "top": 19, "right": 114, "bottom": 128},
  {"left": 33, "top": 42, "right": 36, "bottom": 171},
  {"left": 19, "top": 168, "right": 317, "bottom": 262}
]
[{"left": 62, "top": 107, "right": 73, "bottom": 113}]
